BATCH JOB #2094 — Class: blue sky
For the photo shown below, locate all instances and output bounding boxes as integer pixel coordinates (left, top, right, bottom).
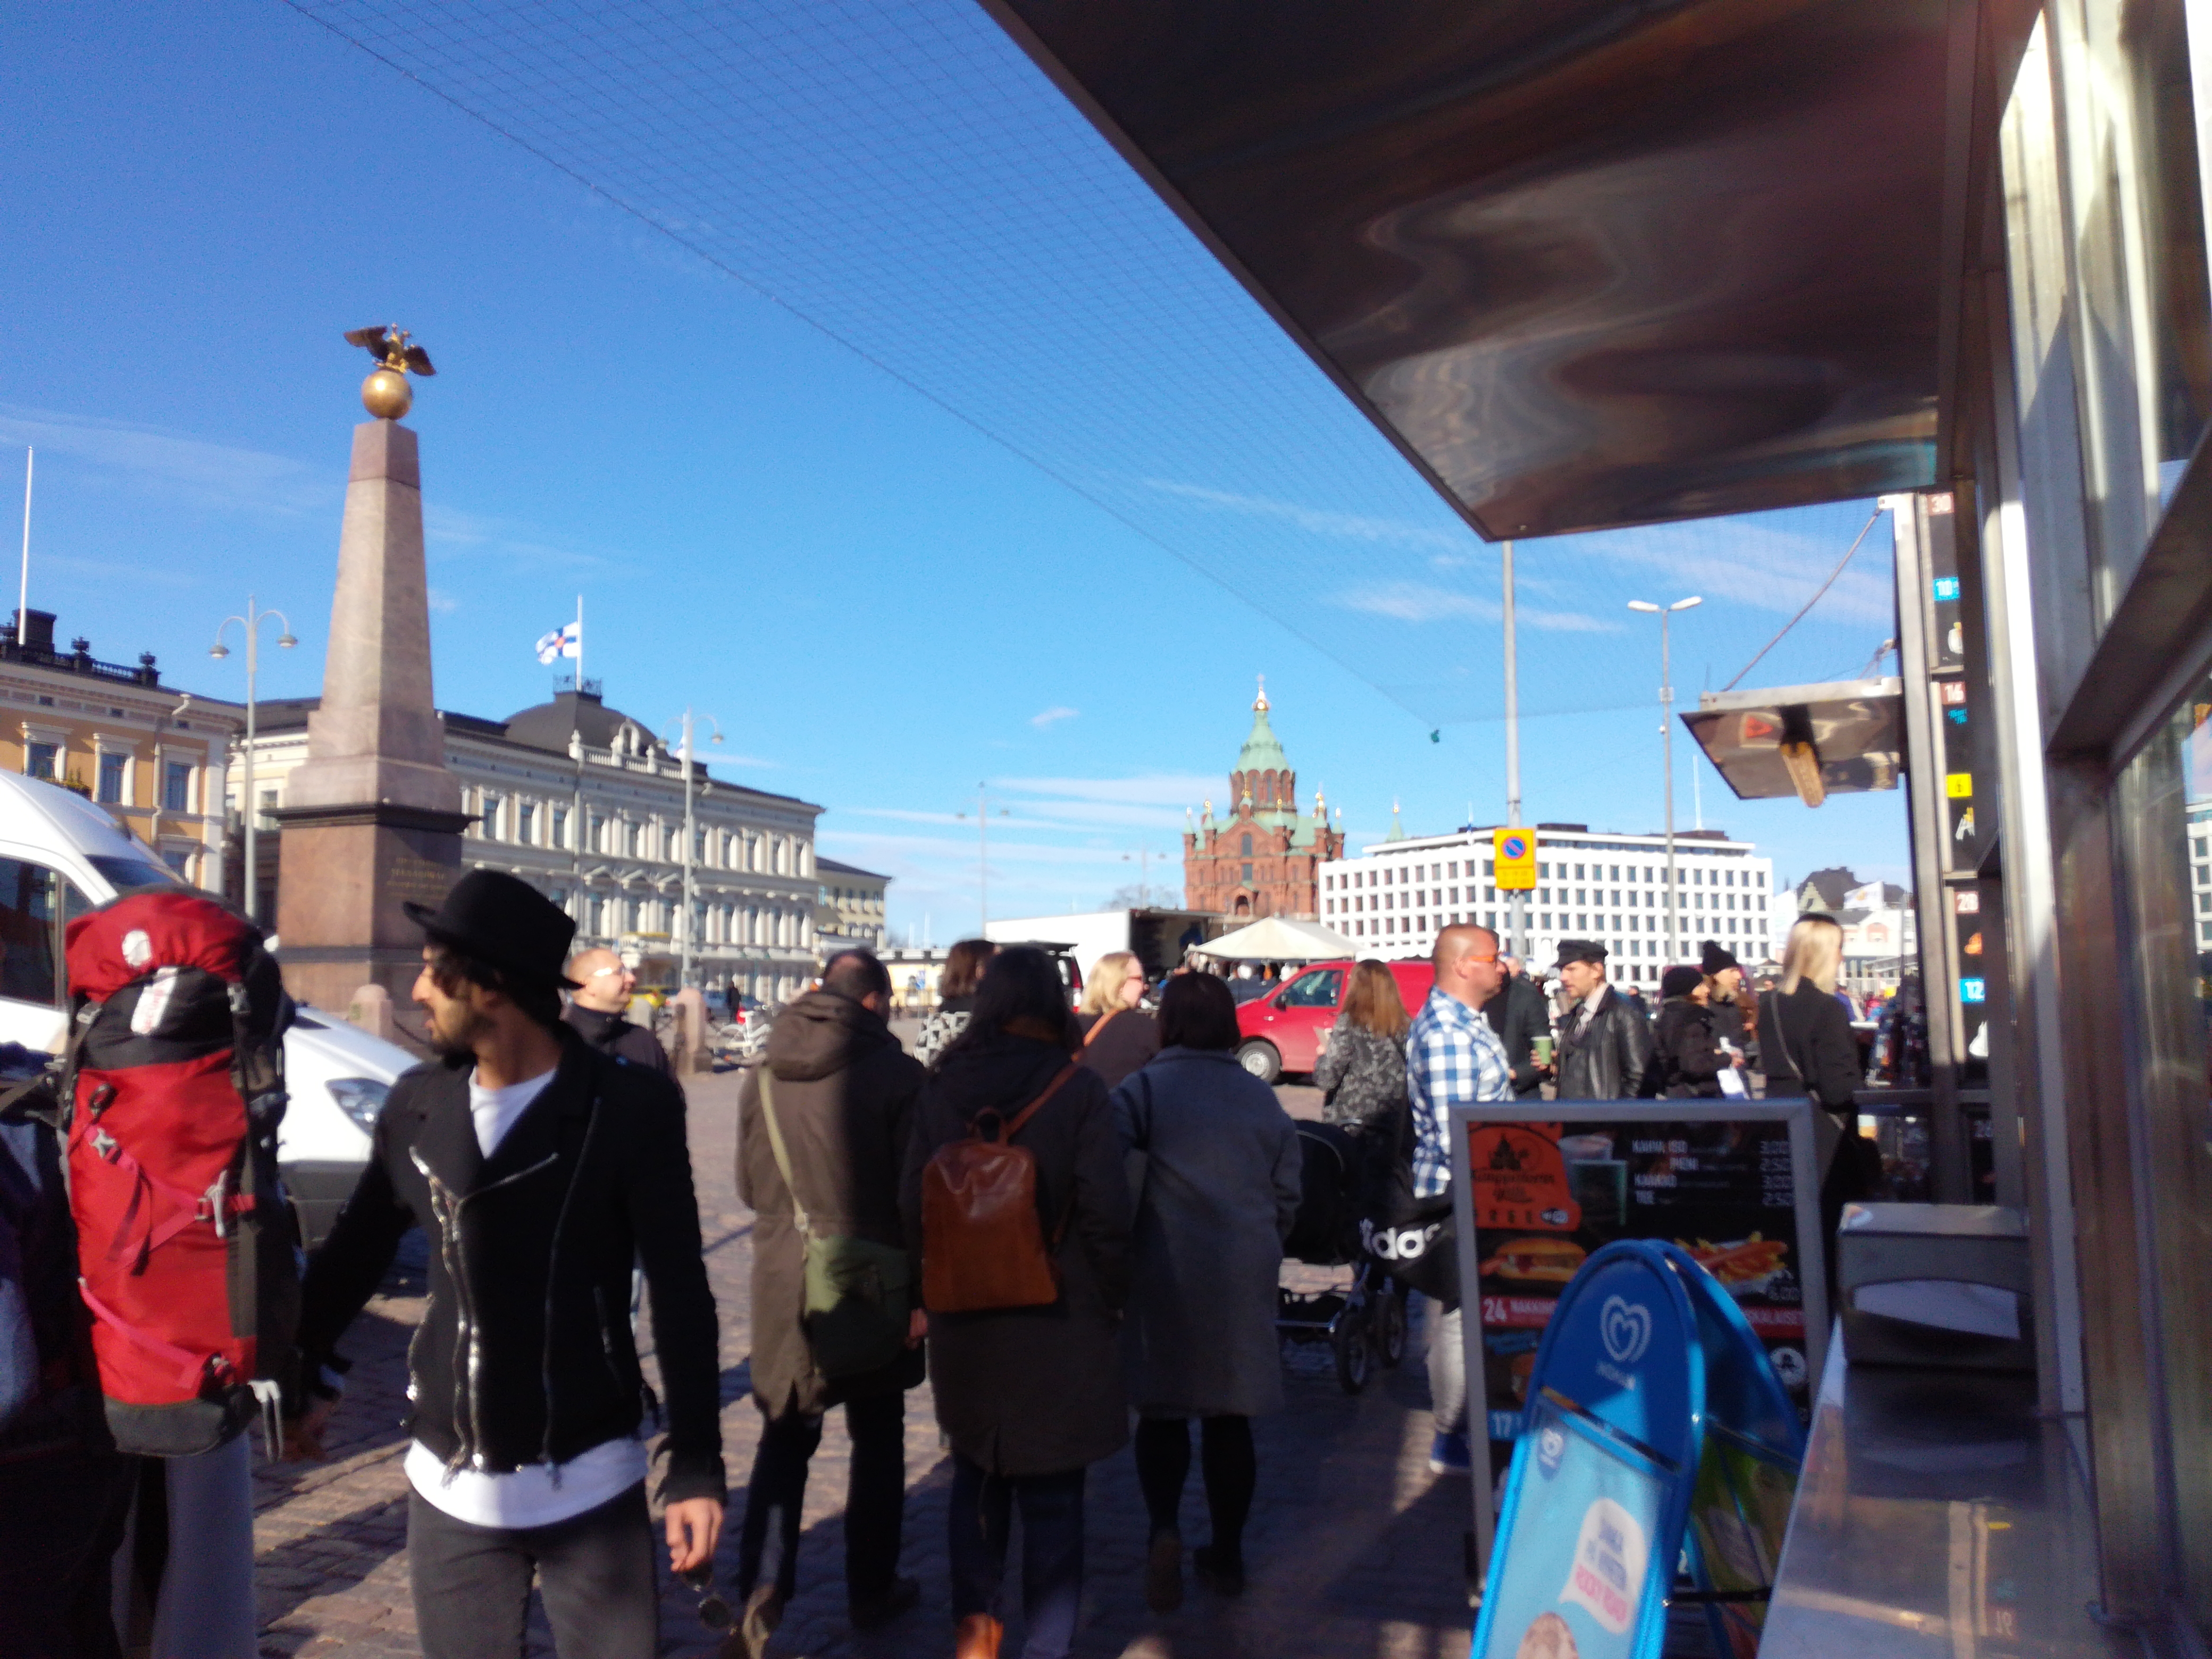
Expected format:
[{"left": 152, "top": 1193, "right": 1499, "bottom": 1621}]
[{"left": 2, "top": 2, "right": 1908, "bottom": 940}]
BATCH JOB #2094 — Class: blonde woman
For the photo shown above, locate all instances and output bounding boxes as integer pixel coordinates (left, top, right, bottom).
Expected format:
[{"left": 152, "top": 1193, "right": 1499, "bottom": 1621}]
[
  {"left": 1756, "top": 916, "right": 1859, "bottom": 1112},
  {"left": 1076, "top": 950, "right": 1161, "bottom": 1089}
]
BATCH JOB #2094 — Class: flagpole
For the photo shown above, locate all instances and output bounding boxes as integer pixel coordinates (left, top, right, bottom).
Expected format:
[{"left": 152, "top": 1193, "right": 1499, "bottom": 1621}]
[
  {"left": 17, "top": 448, "right": 31, "bottom": 646},
  {"left": 574, "top": 594, "right": 584, "bottom": 691}
]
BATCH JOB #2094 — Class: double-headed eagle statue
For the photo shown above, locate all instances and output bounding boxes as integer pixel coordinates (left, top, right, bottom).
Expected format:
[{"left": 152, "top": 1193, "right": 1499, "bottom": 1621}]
[{"left": 345, "top": 325, "right": 437, "bottom": 420}]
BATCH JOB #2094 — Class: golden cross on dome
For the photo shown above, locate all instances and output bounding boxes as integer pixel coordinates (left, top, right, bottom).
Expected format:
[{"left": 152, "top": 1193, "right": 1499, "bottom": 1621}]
[{"left": 1254, "top": 674, "right": 1269, "bottom": 711}]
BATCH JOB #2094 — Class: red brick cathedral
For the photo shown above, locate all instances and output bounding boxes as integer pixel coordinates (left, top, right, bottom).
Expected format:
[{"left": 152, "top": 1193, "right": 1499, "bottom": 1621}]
[{"left": 1183, "top": 681, "right": 1344, "bottom": 919}]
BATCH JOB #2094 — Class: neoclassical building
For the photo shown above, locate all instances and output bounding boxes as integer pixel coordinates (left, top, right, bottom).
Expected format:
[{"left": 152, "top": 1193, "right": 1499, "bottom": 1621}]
[
  {"left": 230, "top": 686, "right": 830, "bottom": 1002},
  {"left": 1182, "top": 683, "right": 1342, "bottom": 919}
]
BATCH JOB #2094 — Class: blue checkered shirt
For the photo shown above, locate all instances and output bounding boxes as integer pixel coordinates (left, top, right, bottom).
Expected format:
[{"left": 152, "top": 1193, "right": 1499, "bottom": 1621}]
[{"left": 1405, "top": 986, "right": 1514, "bottom": 1199}]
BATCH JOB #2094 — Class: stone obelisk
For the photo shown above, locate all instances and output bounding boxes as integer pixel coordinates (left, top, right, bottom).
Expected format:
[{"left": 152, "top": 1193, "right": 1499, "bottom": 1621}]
[{"left": 275, "top": 331, "right": 470, "bottom": 1014}]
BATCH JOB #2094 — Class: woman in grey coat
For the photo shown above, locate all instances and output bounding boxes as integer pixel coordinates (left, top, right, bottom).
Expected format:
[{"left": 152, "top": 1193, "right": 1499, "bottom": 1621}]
[{"left": 1111, "top": 973, "right": 1302, "bottom": 1612}]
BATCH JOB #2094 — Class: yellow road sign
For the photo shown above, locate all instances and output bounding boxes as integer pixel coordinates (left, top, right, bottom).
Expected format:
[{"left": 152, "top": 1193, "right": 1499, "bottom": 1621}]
[{"left": 1494, "top": 827, "right": 1537, "bottom": 891}]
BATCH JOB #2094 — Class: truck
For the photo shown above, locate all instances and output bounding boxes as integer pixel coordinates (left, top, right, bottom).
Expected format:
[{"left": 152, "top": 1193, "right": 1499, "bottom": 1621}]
[{"left": 985, "top": 907, "right": 1222, "bottom": 986}]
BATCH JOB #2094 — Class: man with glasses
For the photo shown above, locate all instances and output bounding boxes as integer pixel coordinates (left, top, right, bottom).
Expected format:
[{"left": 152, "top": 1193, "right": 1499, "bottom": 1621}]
[
  {"left": 1405, "top": 925, "right": 1513, "bottom": 1476},
  {"left": 564, "top": 946, "right": 673, "bottom": 1076}
]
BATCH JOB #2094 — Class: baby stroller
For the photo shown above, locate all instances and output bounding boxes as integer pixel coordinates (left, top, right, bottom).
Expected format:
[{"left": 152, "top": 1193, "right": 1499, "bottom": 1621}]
[{"left": 1276, "top": 1120, "right": 1407, "bottom": 1393}]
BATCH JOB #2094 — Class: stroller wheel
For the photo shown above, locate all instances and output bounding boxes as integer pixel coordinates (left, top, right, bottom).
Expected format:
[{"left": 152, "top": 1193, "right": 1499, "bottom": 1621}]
[
  {"left": 1334, "top": 1309, "right": 1372, "bottom": 1394},
  {"left": 1373, "top": 1283, "right": 1408, "bottom": 1369}
]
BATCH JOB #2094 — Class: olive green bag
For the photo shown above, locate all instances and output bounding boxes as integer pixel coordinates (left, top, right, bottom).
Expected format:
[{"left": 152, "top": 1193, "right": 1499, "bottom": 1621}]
[{"left": 756, "top": 1071, "right": 912, "bottom": 1379}]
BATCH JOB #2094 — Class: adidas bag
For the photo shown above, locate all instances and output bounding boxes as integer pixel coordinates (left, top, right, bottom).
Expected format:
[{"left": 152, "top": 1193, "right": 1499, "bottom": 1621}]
[{"left": 63, "top": 891, "right": 299, "bottom": 1456}]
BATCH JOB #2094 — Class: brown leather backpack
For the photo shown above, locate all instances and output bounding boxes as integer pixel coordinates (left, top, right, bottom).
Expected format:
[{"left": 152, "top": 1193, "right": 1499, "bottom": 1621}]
[{"left": 921, "top": 1063, "right": 1079, "bottom": 1313}]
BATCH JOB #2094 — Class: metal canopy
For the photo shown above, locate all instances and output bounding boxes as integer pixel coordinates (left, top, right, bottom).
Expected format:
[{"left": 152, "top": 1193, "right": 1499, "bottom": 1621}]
[
  {"left": 1683, "top": 678, "right": 1904, "bottom": 803},
  {"left": 984, "top": 0, "right": 1948, "bottom": 539}
]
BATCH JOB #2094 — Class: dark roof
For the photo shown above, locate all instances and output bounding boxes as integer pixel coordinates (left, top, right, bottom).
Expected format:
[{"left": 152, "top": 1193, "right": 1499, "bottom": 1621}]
[
  {"left": 1797, "top": 866, "right": 1859, "bottom": 907},
  {"left": 501, "top": 690, "right": 643, "bottom": 755},
  {"left": 817, "top": 857, "right": 889, "bottom": 883}
]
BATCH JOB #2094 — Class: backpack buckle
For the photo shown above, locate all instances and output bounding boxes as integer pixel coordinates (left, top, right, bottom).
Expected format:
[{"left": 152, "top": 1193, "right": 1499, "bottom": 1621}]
[
  {"left": 89, "top": 1126, "right": 118, "bottom": 1161},
  {"left": 202, "top": 1170, "right": 232, "bottom": 1238}
]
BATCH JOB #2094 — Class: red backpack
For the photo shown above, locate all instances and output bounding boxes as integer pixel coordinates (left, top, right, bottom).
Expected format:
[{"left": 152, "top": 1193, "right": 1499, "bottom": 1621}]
[{"left": 62, "top": 890, "right": 298, "bottom": 1455}]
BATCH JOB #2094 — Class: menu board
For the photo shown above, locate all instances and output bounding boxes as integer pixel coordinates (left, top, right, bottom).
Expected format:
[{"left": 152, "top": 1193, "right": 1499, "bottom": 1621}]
[{"left": 1451, "top": 1100, "right": 1828, "bottom": 1446}]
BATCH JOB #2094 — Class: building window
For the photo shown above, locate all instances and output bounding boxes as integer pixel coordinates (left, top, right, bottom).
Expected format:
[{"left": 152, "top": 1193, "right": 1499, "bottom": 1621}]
[
  {"left": 551, "top": 806, "right": 569, "bottom": 849},
  {"left": 26, "top": 743, "right": 57, "bottom": 782},
  {"left": 1241, "top": 862, "right": 1253, "bottom": 884},
  {"left": 481, "top": 793, "right": 504, "bottom": 840},
  {"left": 1241, "top": 834, "right": 1253, "bottom": 856},
  {"left": 162, "top": 761, "right": 191, "bottom": 812},
  {"left": 97, "top": 752, "right": 124, "bottom": 804},
  {"left": 518, "top": 802, "right": 537, "bottom": 844}
]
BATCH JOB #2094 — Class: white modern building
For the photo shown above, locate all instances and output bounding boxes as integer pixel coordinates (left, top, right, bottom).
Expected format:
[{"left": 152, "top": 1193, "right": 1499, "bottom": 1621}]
[
  {"left": 228, "top": 687, "right": 834, "bottom": 1003},
  {"left": 1317, "top": 823, "right": 1775, "bottom": 988}
]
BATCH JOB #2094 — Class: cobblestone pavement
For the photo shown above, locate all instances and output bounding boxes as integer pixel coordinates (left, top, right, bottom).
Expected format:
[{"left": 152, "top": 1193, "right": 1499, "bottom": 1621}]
[{"left": 252, "top": 1067, "right": 1477, "bottom": 1658}]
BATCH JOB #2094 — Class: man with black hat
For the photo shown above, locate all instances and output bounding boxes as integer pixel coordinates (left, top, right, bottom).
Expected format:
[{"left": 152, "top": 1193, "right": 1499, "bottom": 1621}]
[
  {"left": 1552, "top": 940, "right": 1653, "bottom": 1100},
  {"left": 288, "top": 870, "right": 724, "bottom": 1659}
]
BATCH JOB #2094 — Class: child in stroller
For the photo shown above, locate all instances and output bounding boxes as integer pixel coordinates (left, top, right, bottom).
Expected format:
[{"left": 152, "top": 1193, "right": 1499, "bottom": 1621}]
[{"left": 1277, "top": 1119, "right": 1408, "bottom": 1393}]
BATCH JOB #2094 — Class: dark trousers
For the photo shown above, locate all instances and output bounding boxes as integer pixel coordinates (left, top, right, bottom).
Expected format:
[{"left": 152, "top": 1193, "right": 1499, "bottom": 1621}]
[
  {"left": 947, "top": 1454, "right": 1086, "bottom": 1659},
  {"left": 1132, "top": 1415, "right": 1256, "bottom": 1562},
  {"left": 408, "top": 1482, "right": 658, "bottom": 1659},
  {"left": 0, "top": 1443, "right": 132, "bottom": 1659},
  {"left": 735, "top": 1392, "right": 906, "bottom": 1604}
]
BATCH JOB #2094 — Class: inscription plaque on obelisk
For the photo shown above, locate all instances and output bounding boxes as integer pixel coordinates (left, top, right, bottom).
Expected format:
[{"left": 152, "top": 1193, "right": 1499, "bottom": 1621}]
[{"left": 274, "top": 330, "right": 472, "bottom": 1015}]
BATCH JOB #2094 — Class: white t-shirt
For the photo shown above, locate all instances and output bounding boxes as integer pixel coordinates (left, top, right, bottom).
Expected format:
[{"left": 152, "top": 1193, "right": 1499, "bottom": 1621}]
[{"left": 404, "top": 1065, "right": 648, "bottom": 1529}]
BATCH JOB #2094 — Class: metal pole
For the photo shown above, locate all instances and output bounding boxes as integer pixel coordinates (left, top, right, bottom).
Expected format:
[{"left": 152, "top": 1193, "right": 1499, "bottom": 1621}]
[
  {"left": 1504, "top": 540, "right": 1528, "bottom": 959},
  {"left": 977, "top": 782, "right": 988, "bottom": 934},
  {"left": 16, "top": 448, "right": 30, "bottom": 646},
  {"left": 243, "top": 597, "right": 257, "bottom": 923},
  {"left": 1662, "top": 609, "right": 1678, "bottom": 963},
  {"left": 680, "top": 708, "right": 696, "bottom": 988}
]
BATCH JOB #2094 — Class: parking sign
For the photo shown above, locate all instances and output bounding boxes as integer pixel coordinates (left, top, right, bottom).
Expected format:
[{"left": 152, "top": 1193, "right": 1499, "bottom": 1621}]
[{"left": 1495, "top": 827, "right": 1538, "bottom": 890}]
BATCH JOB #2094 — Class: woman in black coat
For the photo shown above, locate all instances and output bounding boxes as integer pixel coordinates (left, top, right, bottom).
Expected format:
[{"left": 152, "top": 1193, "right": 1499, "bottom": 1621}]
[
  {"left": 1073, "top": 950, "right": 1161, "bottom": 1090},
  {"left": 1646, "top": 965, "right": 1732, "bottom": 1097},
  {"left": 1758, "top": 916, "right": 1880, "bottom": 1281},
  {"left": 902, "top": 948, "right": 1132, "bottom": 1659}
]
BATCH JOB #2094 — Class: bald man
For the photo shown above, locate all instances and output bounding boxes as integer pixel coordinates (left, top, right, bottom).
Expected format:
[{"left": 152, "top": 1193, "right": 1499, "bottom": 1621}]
[
  {"left": 563, "top": 948, "right": 673, "bottom": 1076},
  {"left": 1404, "top": 925, "right": 1513, "bottom": 1476}
]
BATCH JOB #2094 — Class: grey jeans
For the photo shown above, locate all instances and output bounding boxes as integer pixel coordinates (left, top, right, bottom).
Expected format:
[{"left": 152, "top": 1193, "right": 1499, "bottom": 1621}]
[
  {"left": 1425, "top": 1298, "right": 1468, "bottom": 1438},
  {"left": 408, "top": 1482, "right": 658, "bottom": 1659}
]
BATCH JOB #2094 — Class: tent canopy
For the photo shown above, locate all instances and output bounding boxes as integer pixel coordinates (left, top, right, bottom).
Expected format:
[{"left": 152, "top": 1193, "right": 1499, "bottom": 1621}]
[{"left": 1192, "top": 915, "right": 1358, "bottom": 962}]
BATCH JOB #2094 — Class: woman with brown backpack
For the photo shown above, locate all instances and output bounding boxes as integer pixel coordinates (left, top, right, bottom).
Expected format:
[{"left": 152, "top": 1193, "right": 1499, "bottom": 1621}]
[{"left": 901, "top": 946, "right": 1132, "bottom": 1659}]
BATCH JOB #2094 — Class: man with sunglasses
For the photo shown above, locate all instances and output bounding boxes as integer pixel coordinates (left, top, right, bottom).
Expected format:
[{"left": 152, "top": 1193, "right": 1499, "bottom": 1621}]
[
  {"left": 1404, "top": 925, "right": 1514, "bottom": 1476},
  {"left": 564, "top": 945, "right": 673, "bottom": 1076}
]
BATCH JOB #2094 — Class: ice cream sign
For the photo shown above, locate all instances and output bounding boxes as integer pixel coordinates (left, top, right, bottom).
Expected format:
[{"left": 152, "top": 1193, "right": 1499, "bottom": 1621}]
[{"left": 1563, "top": 1498, "right": 1649, "bottom": 1635}]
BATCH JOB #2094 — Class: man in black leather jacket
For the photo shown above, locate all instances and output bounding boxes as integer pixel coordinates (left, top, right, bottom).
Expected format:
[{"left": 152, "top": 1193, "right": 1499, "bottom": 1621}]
[
  {"left": 563, "top": 945, "right": 673, "bottom": 1076},
  {"left": 290, "top": 872, "right": 722, "bottom": 1659},
  {"left": 1551, "top": 940, "right": 1654, "bottom": 1100},
  {"left": 1482, "top": 955, "right": 1552, "bottom": 1098}
]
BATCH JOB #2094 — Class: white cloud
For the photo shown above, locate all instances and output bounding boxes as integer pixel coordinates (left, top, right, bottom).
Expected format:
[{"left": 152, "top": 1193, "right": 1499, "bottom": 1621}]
[
  {"left": 1139, "top": 479, "right": 1470, "bottom": 554},
  {"left": 1329, "top": 582, "right": 1617, "bottom": 633},
  {"left": 1029, "top": 705, "right": 1078, "bottom": 729},
  {"left": 0, "top": 405, "right": 331, "bottom": 518}
]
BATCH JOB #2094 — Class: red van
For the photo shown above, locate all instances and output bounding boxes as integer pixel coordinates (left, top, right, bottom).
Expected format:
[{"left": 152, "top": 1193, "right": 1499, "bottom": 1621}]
[{"left": 1234, "top": 958, "right": 1436, "bottom": 1082}]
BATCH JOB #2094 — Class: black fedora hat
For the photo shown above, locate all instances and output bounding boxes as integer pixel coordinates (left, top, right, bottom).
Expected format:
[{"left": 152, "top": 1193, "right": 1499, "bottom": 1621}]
[{"left": 404, "top": 869, "right": 580, "bottom": 990}]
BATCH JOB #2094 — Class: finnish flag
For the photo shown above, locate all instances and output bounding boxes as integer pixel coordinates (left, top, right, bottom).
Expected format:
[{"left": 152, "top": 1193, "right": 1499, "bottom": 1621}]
[{"left": 534, "top": 622, "right": 580, "bottom": 665}]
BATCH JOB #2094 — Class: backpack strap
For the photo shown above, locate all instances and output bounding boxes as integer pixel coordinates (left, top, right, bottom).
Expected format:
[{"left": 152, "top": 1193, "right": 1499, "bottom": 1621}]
[
  {"left": 1081, "top": 1008, "right": 1121, "bottom": 1049},
  {"left": 754, "top": 1071, "right": 812, "bottom": 1240},
  {"left": 987, "top": 1063, "right": 1080, "bottom": 1144}
]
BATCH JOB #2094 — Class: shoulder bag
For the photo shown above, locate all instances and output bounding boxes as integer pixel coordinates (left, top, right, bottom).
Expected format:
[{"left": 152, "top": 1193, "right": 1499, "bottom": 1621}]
[
  {"left": 920, "top": 1062, "right": 1080, "bottom": 1313},
  {"left": 756, "top": 1071, "right": 911, "bottom": 1379}
]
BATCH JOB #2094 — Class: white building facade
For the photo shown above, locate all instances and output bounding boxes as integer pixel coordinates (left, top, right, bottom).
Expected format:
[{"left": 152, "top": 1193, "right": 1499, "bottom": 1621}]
[
  {"left": 1318, "top": 824, "right": 1775, "bottom": 989},
  {"left": 231, "top": 689, "right": 832, "bottom": 1003}
]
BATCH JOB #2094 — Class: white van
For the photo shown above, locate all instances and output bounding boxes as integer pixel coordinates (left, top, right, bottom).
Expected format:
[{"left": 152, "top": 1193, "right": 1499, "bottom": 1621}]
[{"left": 0, "top": 769, "right": 414, "bottom": 1245}]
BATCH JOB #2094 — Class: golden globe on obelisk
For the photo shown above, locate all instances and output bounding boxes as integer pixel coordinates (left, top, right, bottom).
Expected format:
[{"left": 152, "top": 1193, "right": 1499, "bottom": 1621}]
[{"left": 272, "top": 329, "right": 471, "bottom": 1021}]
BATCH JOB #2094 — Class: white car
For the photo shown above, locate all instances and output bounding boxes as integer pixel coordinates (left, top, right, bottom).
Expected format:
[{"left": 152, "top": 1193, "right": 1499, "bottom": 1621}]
[{"left": 0, "top": 770, "right": 413, "bottom": 1246}]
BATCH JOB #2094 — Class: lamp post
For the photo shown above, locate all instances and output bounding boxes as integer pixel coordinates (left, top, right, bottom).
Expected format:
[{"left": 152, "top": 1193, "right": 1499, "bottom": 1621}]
[
  {"left": 1503, "top": 539, "right": 1527, "bottom": 959},
  {"left": 661, "top": 708, "right": 723, "bottom": 988},
  {"left": 1627, "top": 596, "right": 1702, "bottom": 966},
  {"left": 956, "top": 786, "right": 1009, "bottom": 934},
  {"left": 210, "top": 598, "right": 297, "bottom": 923}
]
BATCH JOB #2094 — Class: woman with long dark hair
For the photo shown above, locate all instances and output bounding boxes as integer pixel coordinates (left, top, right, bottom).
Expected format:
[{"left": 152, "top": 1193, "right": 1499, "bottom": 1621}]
[
  {"left": 1111, "top": 973, "right": 1301, "bottom": 1612},
  {"left": 916, "top": 937, "right": 995, "bottom": 1069},
  {"left": 901, "top": 948, "right": 1130, "bottom": 1659}
]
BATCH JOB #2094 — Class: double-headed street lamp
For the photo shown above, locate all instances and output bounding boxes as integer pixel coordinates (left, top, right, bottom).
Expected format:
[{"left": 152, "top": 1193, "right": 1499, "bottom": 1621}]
[
  {"left": 1627, "top": 595, "right": 1702, "bottom": 965},
  {"left": 210, "top": 597, "right": 296, "bottom": 924}
]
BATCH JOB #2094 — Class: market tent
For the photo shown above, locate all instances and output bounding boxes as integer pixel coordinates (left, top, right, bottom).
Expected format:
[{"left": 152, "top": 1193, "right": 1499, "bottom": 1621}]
[{"left": 1193, "top": 916, "right": 1357, "bottom": 962}]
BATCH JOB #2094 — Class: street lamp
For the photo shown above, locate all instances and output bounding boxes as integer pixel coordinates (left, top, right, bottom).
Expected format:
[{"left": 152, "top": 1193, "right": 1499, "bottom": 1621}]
[
  {"left": 1627, "top": 595, "right": 1702, "bottom": 967},
  {"left": 660, "top": 708, "right": 723, "bottom": 989},
  {"left": 210, "top": 597, "right": 297, "bottom": 924}
]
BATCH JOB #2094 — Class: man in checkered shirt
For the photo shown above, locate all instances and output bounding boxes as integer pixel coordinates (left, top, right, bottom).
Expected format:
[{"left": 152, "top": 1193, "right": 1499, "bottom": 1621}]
[{"left": 1404, "top": 924, "right": 1513, "bottom": 1476}]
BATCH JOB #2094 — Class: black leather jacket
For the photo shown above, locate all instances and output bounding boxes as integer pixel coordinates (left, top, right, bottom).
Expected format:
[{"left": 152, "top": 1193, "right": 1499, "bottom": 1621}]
[
  {"left": 297, "top": 1030, "right": 723, "bottom": 1501},
  {"left": 1555, "top": 985, "right": 1655, "bottom": 1100}
]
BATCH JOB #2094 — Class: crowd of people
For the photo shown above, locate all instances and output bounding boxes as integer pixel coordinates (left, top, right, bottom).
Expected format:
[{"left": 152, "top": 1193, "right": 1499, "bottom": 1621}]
[{"left": 2, "top": 870, "right": 1878, "bottom": 1659}]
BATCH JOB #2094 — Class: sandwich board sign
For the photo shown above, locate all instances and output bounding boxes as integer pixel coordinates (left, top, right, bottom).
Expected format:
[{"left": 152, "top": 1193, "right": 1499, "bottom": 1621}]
[
  {"left": 1448, "top": 1099, "right": 1828, "bottom": 1573},
  {"left": 1469, "top": 1239, "right": 1806, "bottom": 1659}
]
